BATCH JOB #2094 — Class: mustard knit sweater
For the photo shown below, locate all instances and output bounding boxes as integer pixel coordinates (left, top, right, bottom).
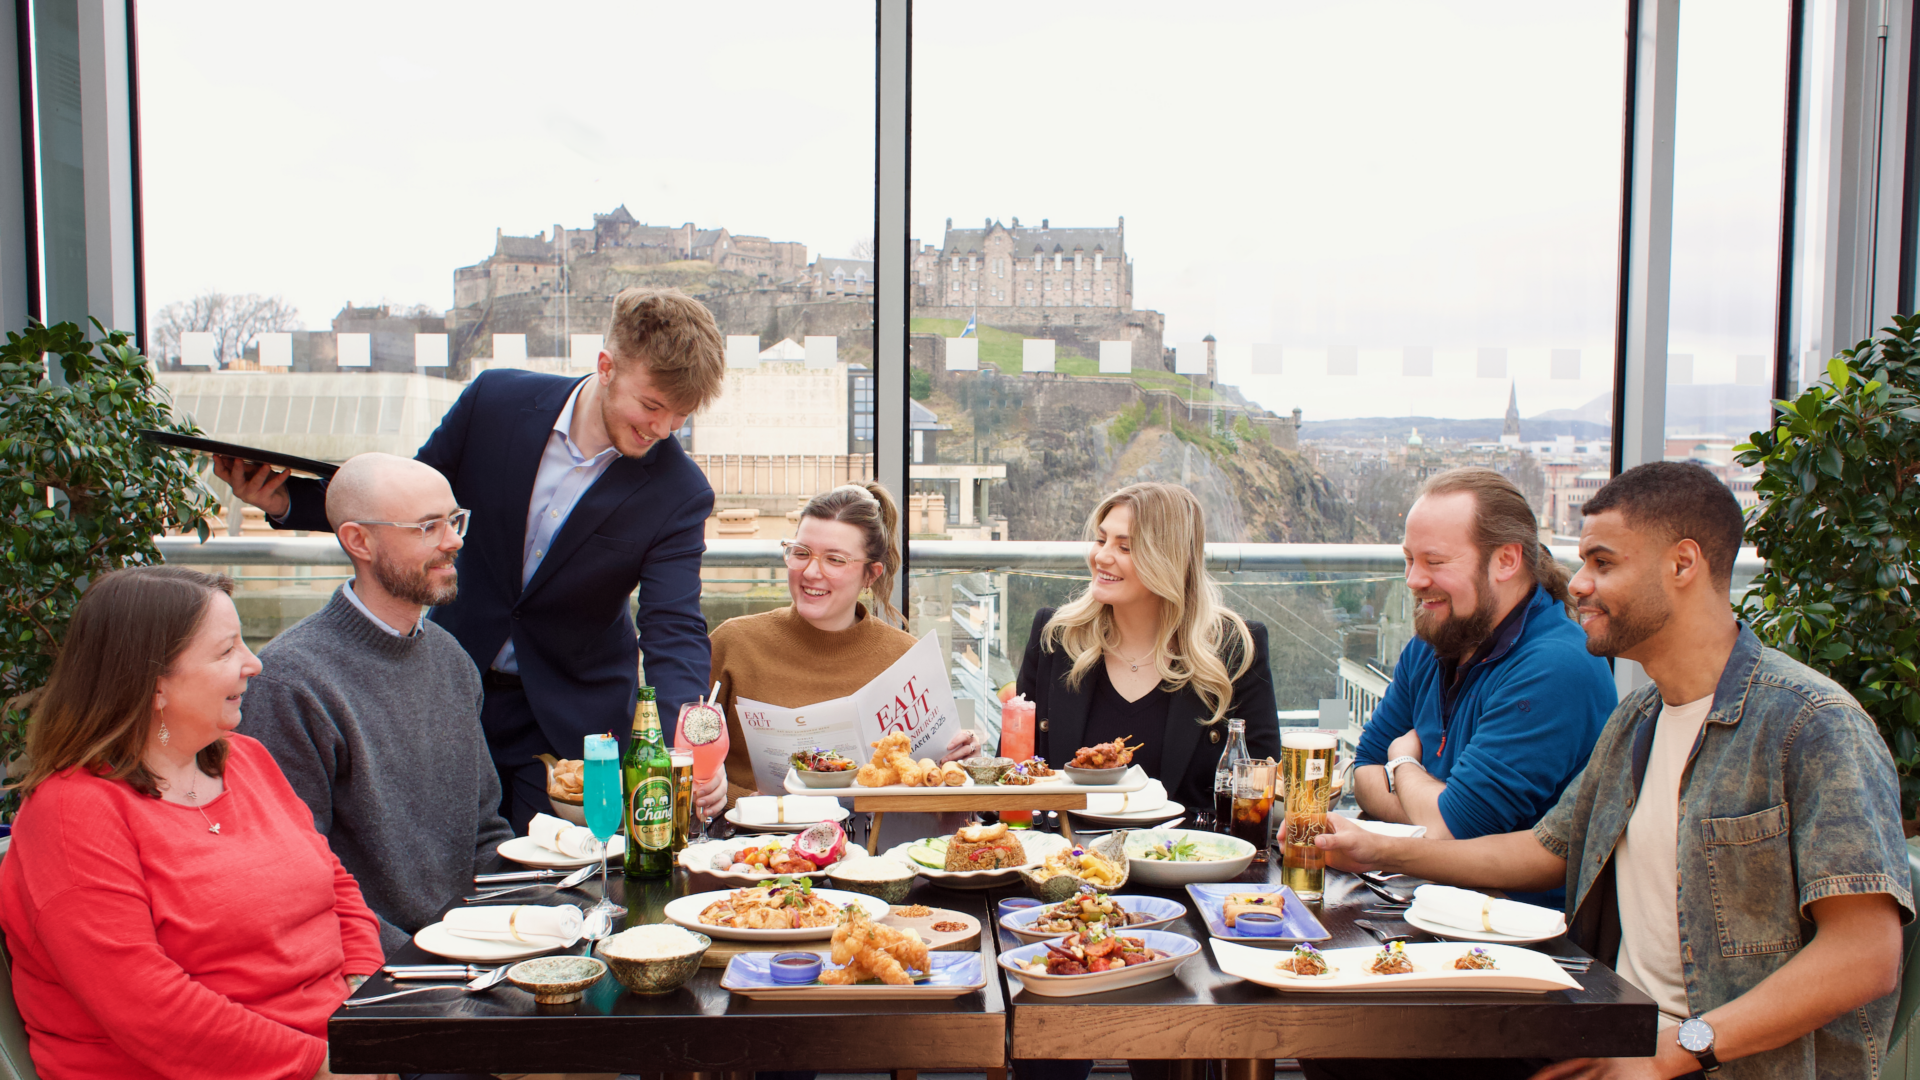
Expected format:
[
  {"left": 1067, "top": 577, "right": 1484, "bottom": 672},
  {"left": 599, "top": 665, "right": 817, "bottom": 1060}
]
[{"left": 710, "top": 603, "right": 916, "bottom": 799}]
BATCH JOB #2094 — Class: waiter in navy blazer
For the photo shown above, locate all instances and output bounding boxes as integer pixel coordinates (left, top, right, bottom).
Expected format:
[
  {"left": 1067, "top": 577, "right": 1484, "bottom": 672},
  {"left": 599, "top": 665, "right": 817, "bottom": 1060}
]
[{"left": 216, "top": 287, "right": 731, "bottom": 831}]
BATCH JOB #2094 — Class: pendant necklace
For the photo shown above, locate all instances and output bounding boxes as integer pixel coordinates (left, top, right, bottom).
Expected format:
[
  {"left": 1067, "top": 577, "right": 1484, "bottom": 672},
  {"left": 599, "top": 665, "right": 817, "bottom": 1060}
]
[
  {"left": 1110, "top": 645, "right": 1147, "bottom": 673},
  {"left": 181, "top": 771, "right": 222, "bottom": 835}
]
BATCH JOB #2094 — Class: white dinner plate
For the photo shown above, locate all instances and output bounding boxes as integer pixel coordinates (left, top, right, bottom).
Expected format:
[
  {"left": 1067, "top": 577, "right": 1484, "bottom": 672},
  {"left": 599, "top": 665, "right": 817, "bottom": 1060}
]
[
  {"left": 1070, "top": 799, "right": 1185, "bottom": 827},
  {"left": 678, "top": 841, "right": 848, "bottom": 885},
  {"left": 1211, "top": 938, "right": 1580, "bottom": 993},
  {"left": 496, "top": 834, "right": 624, "bottom": 870},
  {"left": 882, "top": 831, "right": 1071, "bottom": 889},
  {"left": 723, "top": 803, "right": 852, "bottom": 833},
  {"left": 1402, "top": 908, "right": 1567, "bottom": 945},
  {"left": 664, "top": 887, "right": 890, "bottom": 941},
  {"left": 412, "top": 921, "right": 579, "bottom": 963}
]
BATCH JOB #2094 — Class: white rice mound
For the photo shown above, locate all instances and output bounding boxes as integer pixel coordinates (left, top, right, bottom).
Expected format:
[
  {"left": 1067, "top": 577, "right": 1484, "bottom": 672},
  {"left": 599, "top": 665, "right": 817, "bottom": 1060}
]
[{"left": 600, "top": 923, "right": 706, "bottom": 960}]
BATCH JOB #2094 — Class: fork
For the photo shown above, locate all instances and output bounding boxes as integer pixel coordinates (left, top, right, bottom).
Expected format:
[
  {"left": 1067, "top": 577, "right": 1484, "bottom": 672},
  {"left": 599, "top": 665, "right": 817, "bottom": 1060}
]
[
  {"left": 1353, "top": 918, "right": 1424, "bottom": 945},
  {"left": 344, "top": 964, "right": 510, "bottom": 1006},
  {"left": 464, "top": 862, "right": 595, "bottom": 902},
  {"left": 1353, "top": 876, "right": 1415, "bottom": 905}
]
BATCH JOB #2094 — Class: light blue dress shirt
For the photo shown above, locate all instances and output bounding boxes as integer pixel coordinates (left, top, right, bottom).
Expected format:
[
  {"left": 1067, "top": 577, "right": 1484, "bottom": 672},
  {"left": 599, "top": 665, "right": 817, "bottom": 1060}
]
[
  {"left": 491, "top": 378, "right": 622, "bottom": 673},
  {"left": 341, "top": 579, "right": 424, "bottom": 637}
]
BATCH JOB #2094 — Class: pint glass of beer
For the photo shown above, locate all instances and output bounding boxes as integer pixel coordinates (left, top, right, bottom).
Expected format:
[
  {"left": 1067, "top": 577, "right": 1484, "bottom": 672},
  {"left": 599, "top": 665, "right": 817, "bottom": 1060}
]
[
  {"left": 669, "top": 750, "right": 695, "bottom": 853},
  {"left": 1281, "top": 730, "right": 1339, "bottom": 901}
]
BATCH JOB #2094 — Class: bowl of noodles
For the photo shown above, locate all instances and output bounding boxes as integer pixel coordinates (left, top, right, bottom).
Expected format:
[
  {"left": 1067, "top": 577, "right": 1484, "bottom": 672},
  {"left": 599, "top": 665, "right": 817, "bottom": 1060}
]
[{"left": 1019, "top": 831, "right": 1131, "bottom": 902}]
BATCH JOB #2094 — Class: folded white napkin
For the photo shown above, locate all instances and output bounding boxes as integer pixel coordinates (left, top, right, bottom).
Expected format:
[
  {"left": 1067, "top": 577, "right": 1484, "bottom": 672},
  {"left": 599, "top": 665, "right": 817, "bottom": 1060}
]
[
  {"left": 443, "top": 904, "right": 584, "bottom": 946},
  {"left": 528, "top": 812, "right": 603, "bottom": 858},
  {"left": 1350, "top": 818, "right": 1428, "bottom": 838},
  {"left": 1085, "top": 779, "right": 1170, "bottom": 815},
  {"left": 735, "top": 795, "right": 840, "bottom": 826},
  {"left": 1409, "top": 884, "right": 1566, "bottom": 938}
]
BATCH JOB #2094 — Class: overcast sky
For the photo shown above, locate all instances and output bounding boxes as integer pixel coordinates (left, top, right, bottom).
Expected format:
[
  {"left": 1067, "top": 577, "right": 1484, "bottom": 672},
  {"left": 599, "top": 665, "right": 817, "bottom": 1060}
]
[{"left": 138, "top": 0, "right": 1787, "bottom": 424}]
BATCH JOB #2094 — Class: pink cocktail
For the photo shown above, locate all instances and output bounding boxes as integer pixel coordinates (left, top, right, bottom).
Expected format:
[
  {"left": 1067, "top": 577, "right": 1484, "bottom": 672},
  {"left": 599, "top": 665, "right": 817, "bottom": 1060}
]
[
  {"left": 999, "top": 694, "right": 1037, "bottom": 825},
  {"left": 676, "top": 700, "right": 730, "bottom": 815}
]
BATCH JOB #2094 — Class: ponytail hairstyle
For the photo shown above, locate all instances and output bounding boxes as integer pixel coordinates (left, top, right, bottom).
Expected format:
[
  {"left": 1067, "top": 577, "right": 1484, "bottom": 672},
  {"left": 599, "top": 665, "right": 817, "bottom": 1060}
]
[
  {"left": 1042, "top": 483, "right": 1255, "bottom": 726},
  {"left": 799, "top": 482, "right": 905, "bottom": 628},
  {"left": 1415, "top": 467, "right": 1573, "bottom": 615}
]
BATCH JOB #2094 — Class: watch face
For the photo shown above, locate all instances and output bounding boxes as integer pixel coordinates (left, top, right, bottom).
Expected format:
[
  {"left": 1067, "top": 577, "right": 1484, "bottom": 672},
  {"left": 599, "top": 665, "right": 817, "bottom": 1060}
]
[{"left": 1678, "top": 1018, "right": 1714, "bottom": 1053}]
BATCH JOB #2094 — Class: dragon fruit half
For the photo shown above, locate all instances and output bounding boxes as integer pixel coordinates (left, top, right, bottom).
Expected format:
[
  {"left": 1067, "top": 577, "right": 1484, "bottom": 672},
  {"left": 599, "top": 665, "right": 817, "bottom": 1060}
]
[{"left": 793, "top": 820, "right": 847, "bottom": 867}]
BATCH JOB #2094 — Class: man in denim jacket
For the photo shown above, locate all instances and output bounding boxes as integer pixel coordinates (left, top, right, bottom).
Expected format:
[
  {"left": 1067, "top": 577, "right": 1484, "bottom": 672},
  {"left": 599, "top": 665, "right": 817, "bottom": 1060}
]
[{"left": 1314, "top": 462, "right": 1911, "bottom": 1080}]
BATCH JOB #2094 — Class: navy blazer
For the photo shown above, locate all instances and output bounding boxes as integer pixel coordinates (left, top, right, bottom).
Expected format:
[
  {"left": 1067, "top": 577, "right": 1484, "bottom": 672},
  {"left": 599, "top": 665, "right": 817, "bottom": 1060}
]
[
  {"left": 1017, "top": 608, "right": 1280, "bottom": 808},
  {"left": 271, "top": 369, "right": 714, "bottom": 751}
]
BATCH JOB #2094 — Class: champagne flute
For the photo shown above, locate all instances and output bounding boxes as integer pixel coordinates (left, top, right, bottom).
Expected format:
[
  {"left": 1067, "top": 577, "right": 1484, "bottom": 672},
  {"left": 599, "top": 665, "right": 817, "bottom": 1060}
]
[{"left": 581, "top": 734, "right": 627, "bottom": 931}]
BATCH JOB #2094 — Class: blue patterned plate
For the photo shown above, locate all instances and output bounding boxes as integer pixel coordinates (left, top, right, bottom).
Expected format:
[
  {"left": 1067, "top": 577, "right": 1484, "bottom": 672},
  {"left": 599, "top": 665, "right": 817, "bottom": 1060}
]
[
  {"left": 1184, "top": 883, "right": 1329, "bottom": 946},
  {"left": 721, "top": 950, "right": 986, "bottom": 999},
  {"left": 1000, "top": 894, "right": 1188, "bottom": 944}
]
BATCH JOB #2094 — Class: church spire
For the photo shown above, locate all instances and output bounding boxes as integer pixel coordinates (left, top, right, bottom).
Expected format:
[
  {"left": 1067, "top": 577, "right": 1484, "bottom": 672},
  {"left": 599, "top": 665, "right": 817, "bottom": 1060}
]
[{"left": 1503, "top": 382, "right": 1522, "bottom": 439}]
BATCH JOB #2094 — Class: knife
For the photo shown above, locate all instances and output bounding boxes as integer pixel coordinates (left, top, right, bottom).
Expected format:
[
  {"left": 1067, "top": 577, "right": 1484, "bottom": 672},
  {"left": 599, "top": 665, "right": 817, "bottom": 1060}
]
[
  {"left": 381, "top": 964, "right": 490, "bottom": 980},
  {"left": 474, "top": 869, "right": 563, "bottom": 885}
]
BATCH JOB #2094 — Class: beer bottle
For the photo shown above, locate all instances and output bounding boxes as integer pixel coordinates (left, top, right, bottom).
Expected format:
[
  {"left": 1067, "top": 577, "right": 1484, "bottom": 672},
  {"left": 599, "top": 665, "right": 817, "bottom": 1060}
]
[{"left": 623, "top": 686, "right": 674, "bottom": 879}]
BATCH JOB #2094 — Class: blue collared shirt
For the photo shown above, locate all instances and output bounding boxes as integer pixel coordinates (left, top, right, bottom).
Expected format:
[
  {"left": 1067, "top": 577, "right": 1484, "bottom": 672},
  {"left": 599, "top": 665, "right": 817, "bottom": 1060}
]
[
  {"left": 341, "top": 579, "right": 423, "bottom": 637},
  {"left": 491, "top": 378, "right": 621, "bottom": 674}
]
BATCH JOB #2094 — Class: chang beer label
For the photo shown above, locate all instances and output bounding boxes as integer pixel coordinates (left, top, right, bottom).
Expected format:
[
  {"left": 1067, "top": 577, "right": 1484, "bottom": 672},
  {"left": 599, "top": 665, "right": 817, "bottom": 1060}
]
[{"left": 631, "top": 776, "right": 675, "bottom": 850}]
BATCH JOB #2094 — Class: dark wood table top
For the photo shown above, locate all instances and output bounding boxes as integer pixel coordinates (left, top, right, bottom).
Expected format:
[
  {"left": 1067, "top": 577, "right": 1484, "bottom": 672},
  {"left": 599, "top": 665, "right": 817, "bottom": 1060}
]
[
  {"left": 993, "top": 857, "right": 1659, "bottom": 1062},
  {"left": 326, "top": 869, "right": 1008, "bottom": 1075}
]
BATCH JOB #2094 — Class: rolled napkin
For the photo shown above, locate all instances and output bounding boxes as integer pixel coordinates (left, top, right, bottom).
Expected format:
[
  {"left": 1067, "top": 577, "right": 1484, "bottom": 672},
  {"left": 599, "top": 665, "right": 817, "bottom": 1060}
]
[
  {"left": 1350, "top": 818, "right": 1428, "bottom": 839},
  {"left": 443, "top": 904, "right": 584, "bottom": 946},
  {"left": 735, "top": 795, "right": 842, "bottom": 826},
  {"left": 528, "top": 812, "right": 603, "bottom": 858},
  {"left": 1408, "top": 884, "right": 1566, "bottom": 939},
  {"left": 1084, "top": 779, "right": 1170, "bottom": 816}
]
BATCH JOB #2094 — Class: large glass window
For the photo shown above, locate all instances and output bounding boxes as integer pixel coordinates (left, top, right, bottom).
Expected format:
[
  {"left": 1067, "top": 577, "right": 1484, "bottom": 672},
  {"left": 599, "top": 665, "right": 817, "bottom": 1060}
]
[
  {"left": 1666, "top": 0, "right": 1792, "bottom": 522},
  {"left": 137, "top": 1, "right": 876, "bottom": 641},
  {"left": 909, "top": 1, "right": 1627, "bottom": 728}
]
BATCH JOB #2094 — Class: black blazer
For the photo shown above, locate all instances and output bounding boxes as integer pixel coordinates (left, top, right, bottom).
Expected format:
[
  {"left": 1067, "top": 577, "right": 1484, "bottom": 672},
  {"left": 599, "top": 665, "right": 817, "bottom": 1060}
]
[
  {"left": 271, "top": 369, "right": 715, "bottom": 752},
  {"left": 1016, "top": 607, "right": 1280, "bottom": 808}
]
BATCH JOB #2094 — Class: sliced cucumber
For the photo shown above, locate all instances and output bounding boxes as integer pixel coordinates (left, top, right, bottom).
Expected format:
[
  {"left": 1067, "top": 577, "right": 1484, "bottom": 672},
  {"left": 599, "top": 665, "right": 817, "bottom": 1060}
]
[{"left": 907, "top": 842, "right": 945, "bottom": 868}]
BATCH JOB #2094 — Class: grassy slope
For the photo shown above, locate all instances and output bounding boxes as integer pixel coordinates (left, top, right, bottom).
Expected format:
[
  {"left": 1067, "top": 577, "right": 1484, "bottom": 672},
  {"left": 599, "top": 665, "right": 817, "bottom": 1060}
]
[{"left": 911, "top": 317, "right": 1215, "bottom": 402}]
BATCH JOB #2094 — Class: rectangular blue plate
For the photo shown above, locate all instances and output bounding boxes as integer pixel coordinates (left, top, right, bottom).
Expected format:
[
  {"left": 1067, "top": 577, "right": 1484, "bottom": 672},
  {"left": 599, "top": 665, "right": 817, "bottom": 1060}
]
[
  {"left": 1184, "top": 883, "right": 1329, "bottom": 946},
  {"left": 721, "top": 950, "right": 986, "bottom": 999}
]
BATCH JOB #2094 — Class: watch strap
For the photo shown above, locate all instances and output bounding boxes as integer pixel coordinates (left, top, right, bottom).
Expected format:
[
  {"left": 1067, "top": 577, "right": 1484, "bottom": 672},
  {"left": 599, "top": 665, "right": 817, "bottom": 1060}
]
[{"left": 1383, "top": 756, "right": 1421, "bottom": 794}]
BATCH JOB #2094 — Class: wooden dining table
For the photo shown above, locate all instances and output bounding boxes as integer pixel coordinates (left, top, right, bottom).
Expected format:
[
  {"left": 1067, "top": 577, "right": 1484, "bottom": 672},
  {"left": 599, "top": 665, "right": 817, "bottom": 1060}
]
[{"left": 327, "top": 827, "right": 1657, "bottom": 1077}]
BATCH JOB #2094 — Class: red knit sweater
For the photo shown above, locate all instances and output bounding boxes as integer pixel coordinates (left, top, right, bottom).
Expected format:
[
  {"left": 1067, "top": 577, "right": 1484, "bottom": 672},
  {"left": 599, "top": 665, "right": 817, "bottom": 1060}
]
[{"left": 0, "top": 735, "right": 385, "bottom": 1079}]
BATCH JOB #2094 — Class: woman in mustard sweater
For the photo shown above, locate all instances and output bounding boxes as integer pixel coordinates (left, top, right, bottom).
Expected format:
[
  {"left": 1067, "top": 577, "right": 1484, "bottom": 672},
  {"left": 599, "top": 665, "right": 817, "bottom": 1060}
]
[{"left": 709, "top": 482, "right": 978, "bottom": 808}]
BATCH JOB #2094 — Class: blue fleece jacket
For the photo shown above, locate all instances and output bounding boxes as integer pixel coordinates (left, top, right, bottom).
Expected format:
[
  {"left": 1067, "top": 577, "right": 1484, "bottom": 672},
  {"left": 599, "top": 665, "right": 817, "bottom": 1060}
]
[{"left": 1356, "top": 584, "right": 1615, "bottom": 847}]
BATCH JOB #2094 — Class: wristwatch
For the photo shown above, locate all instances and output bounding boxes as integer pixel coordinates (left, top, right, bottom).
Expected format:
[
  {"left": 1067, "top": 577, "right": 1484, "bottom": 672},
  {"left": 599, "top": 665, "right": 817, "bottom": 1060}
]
[
  {"left": 1677, "top": 1016, "right": 1720, "bottom": 1073},
  {"left": 1383, "top": 756, "right": 1421, "bottom": 794}
]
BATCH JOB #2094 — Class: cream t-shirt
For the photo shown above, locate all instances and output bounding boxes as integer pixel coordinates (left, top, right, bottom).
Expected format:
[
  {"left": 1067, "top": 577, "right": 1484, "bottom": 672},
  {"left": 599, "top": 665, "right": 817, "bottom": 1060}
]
[{"left": 1613, "top": 693, "right": 1715, "bottom": 1027}]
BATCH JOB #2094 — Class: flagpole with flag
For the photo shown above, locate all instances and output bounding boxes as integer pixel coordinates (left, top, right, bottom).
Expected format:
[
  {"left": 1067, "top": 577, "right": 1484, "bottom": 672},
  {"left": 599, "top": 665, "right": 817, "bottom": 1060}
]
[{"left": 961, "top": 309, "right": 976, "bottom": 338}]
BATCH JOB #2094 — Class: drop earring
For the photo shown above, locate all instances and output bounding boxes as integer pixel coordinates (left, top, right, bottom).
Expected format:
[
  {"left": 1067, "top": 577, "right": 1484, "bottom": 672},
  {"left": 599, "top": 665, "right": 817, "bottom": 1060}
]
[{"left": 158, "top": 720, "right": 170, "bottom": 747}]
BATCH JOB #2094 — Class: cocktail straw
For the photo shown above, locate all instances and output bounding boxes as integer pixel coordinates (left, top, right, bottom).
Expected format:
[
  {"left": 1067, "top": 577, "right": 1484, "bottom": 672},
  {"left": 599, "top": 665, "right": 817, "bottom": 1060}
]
[{"left": 708, "top": 680, "right": 721, "bottom": 705}]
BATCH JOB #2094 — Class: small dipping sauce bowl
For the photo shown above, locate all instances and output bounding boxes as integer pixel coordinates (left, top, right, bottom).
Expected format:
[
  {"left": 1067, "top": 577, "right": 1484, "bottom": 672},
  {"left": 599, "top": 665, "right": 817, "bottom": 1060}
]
[
  {"left": 998, "top": 897, "right": 1043, "bottom": 921},
  {"left": 769, "top": 951, "right": 824, "bottom": 985},
  {"left": 1233, "top": 912, "right": 1287, "bottom": 937}
]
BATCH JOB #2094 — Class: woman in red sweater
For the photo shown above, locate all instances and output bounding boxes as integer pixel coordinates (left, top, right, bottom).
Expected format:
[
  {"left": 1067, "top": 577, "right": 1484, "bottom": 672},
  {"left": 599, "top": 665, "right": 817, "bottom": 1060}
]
[{"left": 0, "top": 567, "right": 388, "bottom": 1080}]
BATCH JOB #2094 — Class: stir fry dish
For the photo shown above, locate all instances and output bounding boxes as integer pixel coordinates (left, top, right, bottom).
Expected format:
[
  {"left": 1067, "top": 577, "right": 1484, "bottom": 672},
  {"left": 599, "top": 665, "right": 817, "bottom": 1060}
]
[
  {"left": 1069, "top": 736, "right": 1139, "bottom": 770},
  {"left": 1020, "top": 927, "right": 1166, "bottom": 975},
  {"left": 1274, "top": 944, "right": 1331, "bottom": 977},
  {"left": 1041, "top": 846, "right": 1126, "bottom": 888},
  {"left": 1368, "top": 940, "right": 1416, "bottom": 975},
  {"left": 819, "top": 906, "right": 931, "bottom": 985},
  {"left": 698, "top": 880, "right": 840, "bottom": 930},
  {"left": 790, "top": 747, "right": 855, "bottom": 773},
  {"left": 1453, "top": 947, "right": 1499, "bottom": 971},
  {"left": 942, "top": 822, "right": 1028, "bottom": 871},
  {"left": 1139, "top": 835, "right": 1222, "bottom": 862},
  {"left": 1028, "top": 891, "right": 1153, "bottom": 934}
]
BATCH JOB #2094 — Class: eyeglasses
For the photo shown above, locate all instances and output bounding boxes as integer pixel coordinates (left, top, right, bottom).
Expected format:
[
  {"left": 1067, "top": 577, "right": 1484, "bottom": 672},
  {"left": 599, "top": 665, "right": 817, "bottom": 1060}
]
[
  {"left": 781, "top": 540, "right": 868, "bottom": 573},
  {"left": 349, "top": 508, "right": 471, "bottom": 540}
]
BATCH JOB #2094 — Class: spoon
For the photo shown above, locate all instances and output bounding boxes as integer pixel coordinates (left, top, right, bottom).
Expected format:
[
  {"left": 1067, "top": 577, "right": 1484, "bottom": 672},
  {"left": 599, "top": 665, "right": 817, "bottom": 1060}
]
[
  {"left": 344, "top": 964, "right": 510, "bottom": 1006},
  {"left": 1353, "top": 918, "right": 1423, "bottom": 945},
  {"left": 580, "top": 905, "right": 613, "bottom": 942}
]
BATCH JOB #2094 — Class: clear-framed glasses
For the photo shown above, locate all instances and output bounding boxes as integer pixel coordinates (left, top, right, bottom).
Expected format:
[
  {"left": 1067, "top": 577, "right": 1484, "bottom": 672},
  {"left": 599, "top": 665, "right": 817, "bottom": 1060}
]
[
  {"left": 350, "top": 508, "right": 471, "bottom": 540},
  {"left": 781, "top": 539, "right": 867, "bottom": 573}
]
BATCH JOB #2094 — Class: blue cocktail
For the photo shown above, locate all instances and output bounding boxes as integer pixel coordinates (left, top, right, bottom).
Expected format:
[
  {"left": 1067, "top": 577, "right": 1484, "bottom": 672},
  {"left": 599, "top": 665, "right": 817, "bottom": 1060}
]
[{"left": 581, "top": 734, "right": 627, "bottom": 928}]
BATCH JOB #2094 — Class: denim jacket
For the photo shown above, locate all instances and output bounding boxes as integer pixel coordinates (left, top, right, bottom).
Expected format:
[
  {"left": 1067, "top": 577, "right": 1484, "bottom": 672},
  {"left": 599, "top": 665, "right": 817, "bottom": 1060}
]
[{"left": 1534, "top": 625, "right": 1913, "bottom": 1079}]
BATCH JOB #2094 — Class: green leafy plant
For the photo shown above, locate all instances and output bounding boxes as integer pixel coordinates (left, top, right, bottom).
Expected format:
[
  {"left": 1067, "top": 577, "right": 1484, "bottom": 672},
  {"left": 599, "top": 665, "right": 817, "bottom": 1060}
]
[
  {"left": 0, "top": 320, "right": 217, "bottom": 816},
  {"left": 1735, "top": 316, "right": 1920, "bottom": 813}
]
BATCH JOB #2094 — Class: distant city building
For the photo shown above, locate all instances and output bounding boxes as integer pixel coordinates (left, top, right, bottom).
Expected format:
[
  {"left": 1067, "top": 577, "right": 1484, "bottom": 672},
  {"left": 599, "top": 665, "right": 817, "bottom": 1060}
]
[
  {"left": 1501, "top": 382, "right": 1522, "bottom": 445},
  {"left": 913, "top": 216, "right": 1132, "bottom": 311}
]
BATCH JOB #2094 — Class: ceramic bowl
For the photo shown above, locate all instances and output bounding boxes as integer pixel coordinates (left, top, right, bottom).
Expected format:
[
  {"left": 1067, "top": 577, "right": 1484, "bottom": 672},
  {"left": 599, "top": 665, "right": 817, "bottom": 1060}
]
[
  {"left": 1019, "top": 832, "right": 1131, "bottom": 902},
  {"left": 826, "top": 857, "right": 919, "bottom": 905},
  {"left": 506, "top": 955, "right": 606, "bottom": 1004},
  {"left": 597, "top": 930, "right": 711, "bottom": 996},
  {"left": 1122, "top": 829, "right": 1257, "bottom": 886},
  {"left": 768, "top": 951, "right": 825, "bottom": 984},
  {"left": 794, "top": 767, "right": 858, "bottom": 789},
  {"left": 1062, "top": 764, "right": 1130, "bottom": 785},
  {"left": 961, "top": 756, "right": 1015, "bottom": 785}
]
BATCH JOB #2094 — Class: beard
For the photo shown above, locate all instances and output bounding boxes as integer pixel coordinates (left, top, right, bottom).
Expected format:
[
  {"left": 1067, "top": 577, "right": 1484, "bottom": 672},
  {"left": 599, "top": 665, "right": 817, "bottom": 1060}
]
[
  {"left": 373, "top": 551, "right": 459, "bottom": 608},
  {"left": 1413, "top": 558, "right": 1498, "bottom": 662},
  {"left": 1579, "top": 576, "right": 1671, "bottom": 658}
]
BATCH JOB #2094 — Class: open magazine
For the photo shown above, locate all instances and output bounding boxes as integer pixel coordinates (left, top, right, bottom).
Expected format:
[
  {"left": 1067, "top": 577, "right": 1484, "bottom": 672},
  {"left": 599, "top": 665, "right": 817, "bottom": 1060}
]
[{"left": 733, "top": 631, "right": 963, "bottom": 796}]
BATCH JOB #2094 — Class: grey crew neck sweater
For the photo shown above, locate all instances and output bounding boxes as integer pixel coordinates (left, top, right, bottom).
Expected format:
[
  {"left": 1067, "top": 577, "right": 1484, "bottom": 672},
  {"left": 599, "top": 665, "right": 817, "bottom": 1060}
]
[{"left": 240, "top": 585, "right": 513, "bottom": 953}]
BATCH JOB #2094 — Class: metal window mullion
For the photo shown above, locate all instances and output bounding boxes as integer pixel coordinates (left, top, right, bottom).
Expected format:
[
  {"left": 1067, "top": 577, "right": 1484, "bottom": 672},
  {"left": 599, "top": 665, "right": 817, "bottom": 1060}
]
[{"left": 876, "top": 0, "right": 909, "bottom": 604}]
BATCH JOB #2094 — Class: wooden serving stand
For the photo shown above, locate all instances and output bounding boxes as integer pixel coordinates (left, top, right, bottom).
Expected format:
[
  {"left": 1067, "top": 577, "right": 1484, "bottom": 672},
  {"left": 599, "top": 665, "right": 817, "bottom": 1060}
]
[{"left": 854, "top": 791, "right": 1093, "bottom": 853}]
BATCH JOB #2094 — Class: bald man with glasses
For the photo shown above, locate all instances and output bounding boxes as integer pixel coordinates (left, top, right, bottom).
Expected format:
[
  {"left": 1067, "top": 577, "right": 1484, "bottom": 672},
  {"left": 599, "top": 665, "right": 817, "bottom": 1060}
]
[{"left": 239, "top": 453, "right": 514, "bottom": 955}]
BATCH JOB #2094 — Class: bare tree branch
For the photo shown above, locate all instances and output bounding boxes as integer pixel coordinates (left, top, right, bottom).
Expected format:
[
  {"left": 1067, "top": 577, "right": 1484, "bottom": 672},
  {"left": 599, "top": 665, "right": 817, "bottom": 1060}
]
[{"left": 153, "top": 292, "right": 303, "bottom": 367}]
